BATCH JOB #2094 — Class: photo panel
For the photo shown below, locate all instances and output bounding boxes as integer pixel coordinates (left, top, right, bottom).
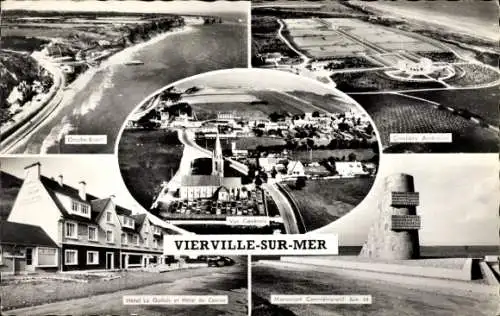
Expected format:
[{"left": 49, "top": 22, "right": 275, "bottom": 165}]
[
  {"left": 0, "top": 155, "right": 249, "bottom": 315},
  {"left": 250, "top": 154, "right": 499, "bottom": 316},
  {"left": 251, "top": 0, "right": 499, "bottom": 153},
  {"left": 1, "top": 0, "right": 249, "bottom": 154},
  {"left": 117, "top": 68, "right": 381, "bottom": 235}
]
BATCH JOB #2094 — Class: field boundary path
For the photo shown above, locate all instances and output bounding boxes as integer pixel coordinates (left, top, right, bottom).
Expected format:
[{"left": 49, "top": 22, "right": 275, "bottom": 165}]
[{"left": 276, "top": 19, "right": 310, "bottom": 67}]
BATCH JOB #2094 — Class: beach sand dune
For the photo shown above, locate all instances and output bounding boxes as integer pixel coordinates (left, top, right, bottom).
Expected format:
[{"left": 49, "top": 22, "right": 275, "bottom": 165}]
[{"left": 359, "top": 1, "right": 498, "bottom": 43}]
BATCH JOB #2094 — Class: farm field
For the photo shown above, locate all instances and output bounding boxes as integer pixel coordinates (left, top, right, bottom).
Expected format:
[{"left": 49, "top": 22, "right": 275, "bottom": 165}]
[
  {"left": 331, "top": 70, "right": 447, "bottom": 92},
  {"left": 285, "top": 177, "right": 375, "bottom": 231},
  {"left": 249, "top": 90, "right": 324, "bottom": 113},
  {"left": 118, "top": 129, "right": 183, "bottom": 210},
  {"left": 351, "top": 93, "right": 499, "bottom": 153},
  {"left": 408, "top": 85, "right": 499, "bottom": 126},
  {"left": 286, "top": 90, "right": 355, "bottom": 113},
  {"left": 190, "top": 90, "right": 327, "bottom": 120},
  {"left": 289, "top": 148, "right": 377, "bottom": 163}
]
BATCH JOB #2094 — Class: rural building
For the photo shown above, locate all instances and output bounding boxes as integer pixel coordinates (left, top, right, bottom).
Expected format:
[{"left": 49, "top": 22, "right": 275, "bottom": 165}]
[
  {"left": 286, "top": 161, "right": 305, "bottom": 177},
  {"left": 0, "top": 221, "right": 59, "bottom": 274},
  {"left": 335, "top": 161, "right": 368, "bottom": 177},
  {"left": 231, "top": 142, "right": 248, "bottom": 157},
  {"left": 6, "top": 162, "right": 176, "bottom": 272}
]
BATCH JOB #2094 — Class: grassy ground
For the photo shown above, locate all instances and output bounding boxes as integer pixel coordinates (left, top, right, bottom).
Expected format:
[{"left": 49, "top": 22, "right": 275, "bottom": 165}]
[
  {"left": 351, "top": 93, "right": 499, "bottom": 153},
  {"left": 285, "top": 177, "right": 375, "bottom": 231},
  {"left": 331, "top": 70, "right": 447, "bottom": 92},
  {"left": 1, "top": 263, "right": 247, "bottom": 315},
  {"left": 407, "top": 85, "right": 499, "bottom": 126},
  {"left": 118, "top": 129, "right": 183, "bottom": 210},
  {"left": 447, "top": 64, "right": 500, "bottom": 87},
  {"left": 0, "top": 269, "right": 205, "bottom": 310},
  {"left": 281, "top": 90, "right": 355, "bottom": 113}
]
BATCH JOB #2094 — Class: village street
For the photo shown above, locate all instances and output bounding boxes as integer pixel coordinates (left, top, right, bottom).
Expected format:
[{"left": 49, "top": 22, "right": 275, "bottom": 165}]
[{"left": 3, "top": 262, "right": 247, "bottom": 316}]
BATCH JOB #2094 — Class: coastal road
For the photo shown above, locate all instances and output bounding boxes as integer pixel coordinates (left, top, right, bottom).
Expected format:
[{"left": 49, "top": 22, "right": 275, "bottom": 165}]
[
  {"left": 0, "top": 58, "right": 66, "bottom": 154},
  {"left": 262, "top": 183, "right": 300, "bottom": 234},
  {"left": 252, "top": 261, "right": 498, "bottom": 316},
  {"left": 4, "top": 264, "right": 248, "bottom": 316}
]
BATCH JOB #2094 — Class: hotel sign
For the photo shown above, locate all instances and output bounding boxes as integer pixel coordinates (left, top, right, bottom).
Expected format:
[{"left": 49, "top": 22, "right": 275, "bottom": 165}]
[
  {"left": 391, "top": 215, "right": 421, "bottom": 230},
  {"left": 391, "top": 192, "right": 419, "bottom": 207}
]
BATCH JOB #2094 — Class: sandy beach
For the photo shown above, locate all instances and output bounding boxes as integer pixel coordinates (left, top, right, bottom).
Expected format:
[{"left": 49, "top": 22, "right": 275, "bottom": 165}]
[{"left": 359, "top": 2, "right": 498, "bottom": 43}]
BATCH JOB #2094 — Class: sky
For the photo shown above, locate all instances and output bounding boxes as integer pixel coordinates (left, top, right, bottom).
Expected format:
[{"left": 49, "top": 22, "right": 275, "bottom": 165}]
[
  {"left": 319, "top": 154, "right": 499, "bottom": 246},
  {"left": 2, "top": 0, "right": 249, "bottom": 14}
]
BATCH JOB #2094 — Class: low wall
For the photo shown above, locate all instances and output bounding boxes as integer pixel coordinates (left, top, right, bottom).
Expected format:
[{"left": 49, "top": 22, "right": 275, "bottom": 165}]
[
  {"left": 280, "top": 256, "right": 473, "bottom": 281},
  {"left": 479, "top": 261, "right": 499, "bottom": 285}
]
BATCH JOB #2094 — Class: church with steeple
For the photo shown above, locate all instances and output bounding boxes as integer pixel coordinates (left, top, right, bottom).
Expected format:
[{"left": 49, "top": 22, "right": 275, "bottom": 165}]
[{"left": 179, "top": 134, "right": 243, "bottom": 201}]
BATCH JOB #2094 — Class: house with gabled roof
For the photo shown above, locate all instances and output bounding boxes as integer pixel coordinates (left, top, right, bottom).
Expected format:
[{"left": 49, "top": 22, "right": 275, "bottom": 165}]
[
  {"left": 0, "top": 221, "right": 59, "bottom": 274},
  {"left": 6, "top": 162, "right": 182, "bottom": 272}
]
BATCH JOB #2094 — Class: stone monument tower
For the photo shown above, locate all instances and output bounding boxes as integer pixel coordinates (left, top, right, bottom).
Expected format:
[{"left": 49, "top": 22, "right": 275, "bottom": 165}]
[{"left": 360, "top": 173, "right": 421, "bottom": 260}]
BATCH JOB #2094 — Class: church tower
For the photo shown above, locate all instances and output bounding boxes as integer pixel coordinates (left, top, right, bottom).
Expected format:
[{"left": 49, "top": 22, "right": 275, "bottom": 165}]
[{"left": 212, "top": 133, "right": 224, "bottom": 178}]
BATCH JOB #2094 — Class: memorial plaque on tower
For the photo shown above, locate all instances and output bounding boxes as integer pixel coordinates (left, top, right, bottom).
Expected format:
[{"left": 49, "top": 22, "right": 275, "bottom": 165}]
[{"left": 391, "top": 191, "right": 420, "bottom": 207}]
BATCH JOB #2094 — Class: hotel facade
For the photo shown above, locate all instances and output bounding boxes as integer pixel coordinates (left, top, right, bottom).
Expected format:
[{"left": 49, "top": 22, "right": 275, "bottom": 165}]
[{"left": 1, "top": 162, "right": 180, "bottom": 274}]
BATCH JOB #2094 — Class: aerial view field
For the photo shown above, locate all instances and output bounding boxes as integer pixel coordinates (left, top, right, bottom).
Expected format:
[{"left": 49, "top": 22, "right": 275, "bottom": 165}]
[
  {"left": 351, "top": 93, "right": 498, "bottom": 153},
  {"left": 284, "top": 177, "right": 375, "bottom": 231},
  {"left": 251, "top": 0, "right": 500, "bottom": 153},
  {"left": 118, "top": 69, "right": 380, "bottom": 234}
]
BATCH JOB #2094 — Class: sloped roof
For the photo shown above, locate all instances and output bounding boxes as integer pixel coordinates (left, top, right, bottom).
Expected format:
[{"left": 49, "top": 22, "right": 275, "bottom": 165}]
[
  {"left": 41, "top": 177, "right": 133, "bottom": 223},
  {"left": 0, "top": 221, "right": 57, "bottom": 248},
  {"left": 181, "top": 175, "right": 221, "bottom": 187},
  {"left": 132, "top": 213, "right": 147, "bottom": 227},
  {"left": 221, "top": 177, "right": 242, "bottom": 188},
  {"left": 90, "top": 198, "right": 110, "bottom": 216},
  {"left": 40, "top": 176, "right": 98, "bottom": 203},
  {"left": 116, "top": 205, "right": 132, "bottom": 216}
]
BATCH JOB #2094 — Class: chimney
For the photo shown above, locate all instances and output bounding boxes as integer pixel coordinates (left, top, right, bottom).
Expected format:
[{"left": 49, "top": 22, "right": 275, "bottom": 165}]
[
  {"left": 57, "top": 175, "right": 63, "bottom": 186},
  {"left": 24, "top": 162, "right": 41, "bottom": 181},
  {"left": 78, "top": 181, "right": 86, "bottom": 200}
]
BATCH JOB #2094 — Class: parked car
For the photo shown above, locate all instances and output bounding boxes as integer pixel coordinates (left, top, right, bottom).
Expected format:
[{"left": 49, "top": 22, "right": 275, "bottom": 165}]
[{"left": 207, "top": 256, "right": 235, "bottom": 267}]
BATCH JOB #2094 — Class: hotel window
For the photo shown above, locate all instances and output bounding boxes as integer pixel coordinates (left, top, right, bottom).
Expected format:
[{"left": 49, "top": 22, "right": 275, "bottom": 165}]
[
  {"left": 81, "top": 204, "right": 89, "bottom": 215},
  {"left": 88, "top": 226, "right": 98, "bottom": 241},
  {"left": 71, "top": 201, "right": 78, "bottom": 212},
  {"left": 106, "top": 231, "right": 113, "bottom": 243},
  {"left": 144, "top": 237, "right": 148, "bottom": 247},
  {"left": 65, "top": 249, "right": 78, "bottom": 265},
  {"left": 135, "top": 235, "right": 139, "bottom": 245},
  {"left": 87, "top": 251, "right": 99, "bottom": 265},
  {"left": 38, "top": 247, "right": 57, "bottom": 267},
  {"left": 106, "top": 211, "right": 112, "bottom": 222},
  {"left": 153, "top": 239, "right": 158, "bottom": 249},
  {"left": 121, "top": 233, "right": 127, "bottom": 244},
  {"left": 65, "top": 222, "right": 77, "bottom": 239}
]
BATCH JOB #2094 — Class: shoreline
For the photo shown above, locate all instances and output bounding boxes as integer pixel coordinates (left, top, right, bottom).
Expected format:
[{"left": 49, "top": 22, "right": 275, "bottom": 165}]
[
  {"left": 37, "top": 25, "right": 196, "bottom": 153},
  {"left": 354, "top": 2, "right": 498, "bottom": 44}
]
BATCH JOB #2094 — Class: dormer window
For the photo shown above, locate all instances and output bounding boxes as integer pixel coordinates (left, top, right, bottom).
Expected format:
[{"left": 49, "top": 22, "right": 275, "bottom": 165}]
[
  {"left": 106, "top": 212, "right": 112, "bottom": 222},
  {"left": 121, "top": 216, "right": 135, "bottom": 229},
  {"left": 69, "top": 200, "right": 90, "bottom": 218}
]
